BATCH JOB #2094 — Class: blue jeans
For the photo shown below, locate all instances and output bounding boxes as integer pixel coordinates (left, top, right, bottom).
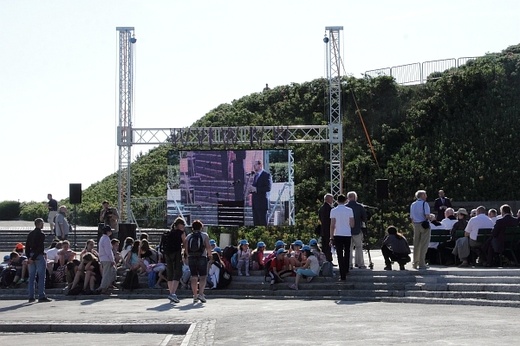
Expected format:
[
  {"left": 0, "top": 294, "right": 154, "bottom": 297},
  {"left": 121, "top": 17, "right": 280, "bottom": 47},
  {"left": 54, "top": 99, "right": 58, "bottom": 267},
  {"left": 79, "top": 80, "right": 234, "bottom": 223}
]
[{"left": 28, "top": 254, "right": 47, "bottom": 299}]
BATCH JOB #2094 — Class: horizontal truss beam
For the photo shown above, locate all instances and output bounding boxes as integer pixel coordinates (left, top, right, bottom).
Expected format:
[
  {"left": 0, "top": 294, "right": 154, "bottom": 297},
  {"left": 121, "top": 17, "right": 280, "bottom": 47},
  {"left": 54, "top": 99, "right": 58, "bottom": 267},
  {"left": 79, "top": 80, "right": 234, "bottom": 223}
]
[{"left": 122, "top": 125, "right": 331, "bottom": 147}]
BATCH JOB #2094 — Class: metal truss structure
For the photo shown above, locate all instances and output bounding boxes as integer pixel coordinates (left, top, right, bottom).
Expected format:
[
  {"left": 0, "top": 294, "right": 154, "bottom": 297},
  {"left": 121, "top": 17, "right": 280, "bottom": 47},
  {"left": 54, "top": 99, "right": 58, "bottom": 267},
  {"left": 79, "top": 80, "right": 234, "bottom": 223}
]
[
  {"left": 116, "top": 27, "right": 136, "bottom": 223},
  {"left": 116, "top": 26, "right": 344, "bottom": 226},
  {"left": 324, "top": 26, "right": 344, "bottom": 197}
]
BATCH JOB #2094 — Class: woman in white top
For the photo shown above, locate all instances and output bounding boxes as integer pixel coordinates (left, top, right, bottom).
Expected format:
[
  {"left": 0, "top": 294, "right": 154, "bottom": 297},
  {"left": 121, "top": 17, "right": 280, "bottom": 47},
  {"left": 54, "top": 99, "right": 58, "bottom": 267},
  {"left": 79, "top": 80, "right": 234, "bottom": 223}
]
[{"left": 288, "top": 245, "right": 320, "bottom": 290}]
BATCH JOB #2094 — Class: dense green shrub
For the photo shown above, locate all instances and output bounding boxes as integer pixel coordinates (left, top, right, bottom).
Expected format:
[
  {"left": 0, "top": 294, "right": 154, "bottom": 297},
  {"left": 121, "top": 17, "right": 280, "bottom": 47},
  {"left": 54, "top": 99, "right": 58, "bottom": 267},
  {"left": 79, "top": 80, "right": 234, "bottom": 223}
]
[
  {"left": 0, "top": 200, "right": 21, "bottom": 220},
  {"left": 19, "top": 202, "right": 48, "bottom": 221}
]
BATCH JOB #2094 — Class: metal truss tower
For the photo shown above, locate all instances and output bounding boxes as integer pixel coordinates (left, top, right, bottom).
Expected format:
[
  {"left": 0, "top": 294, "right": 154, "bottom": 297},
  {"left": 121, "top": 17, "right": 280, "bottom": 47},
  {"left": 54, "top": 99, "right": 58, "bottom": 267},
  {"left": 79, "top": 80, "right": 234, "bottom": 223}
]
[
  {"left": 116, "top": 27, "right": 136, "bottom": 223},
  {"left": 324, "top": 26, "right": 344, "bottom": 197}
]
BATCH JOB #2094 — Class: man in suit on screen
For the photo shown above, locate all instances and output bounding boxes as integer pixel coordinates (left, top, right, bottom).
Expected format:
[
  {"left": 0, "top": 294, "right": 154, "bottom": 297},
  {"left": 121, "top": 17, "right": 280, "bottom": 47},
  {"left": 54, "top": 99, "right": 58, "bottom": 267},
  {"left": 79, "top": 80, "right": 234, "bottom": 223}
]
[{"left": 249, "top": 160, "right": 272, "bottom": 226}]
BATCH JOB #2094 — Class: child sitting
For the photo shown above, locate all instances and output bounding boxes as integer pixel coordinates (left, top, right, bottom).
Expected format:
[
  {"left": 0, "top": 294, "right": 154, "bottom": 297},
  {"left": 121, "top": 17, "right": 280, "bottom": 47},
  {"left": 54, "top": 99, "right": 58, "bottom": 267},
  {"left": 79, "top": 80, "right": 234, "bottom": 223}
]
[
  {"left": 236, "top": 239, "right": 251, "bottom": 276},
  {"left": 289, "top": 245, "right": 320, "bottom": 290},
  {"left": 288, "top": 240, "right": 305, "bottom": 269},
  {"left": 251, "top": 241, "right": 266, "bottom": 270},
  {"left": 268, "top": 248, "right": 293, "bottom": 290},
  {"left": 9, "top": 252, "right": 28, "bottom": 285}
]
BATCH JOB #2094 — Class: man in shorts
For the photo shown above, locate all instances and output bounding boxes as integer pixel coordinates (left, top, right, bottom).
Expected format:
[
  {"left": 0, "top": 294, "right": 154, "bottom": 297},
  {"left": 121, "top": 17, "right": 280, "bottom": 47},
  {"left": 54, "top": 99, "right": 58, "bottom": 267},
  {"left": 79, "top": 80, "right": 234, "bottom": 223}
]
[{"left": 184, "top": 220, "right": 212, "bottom": 304}]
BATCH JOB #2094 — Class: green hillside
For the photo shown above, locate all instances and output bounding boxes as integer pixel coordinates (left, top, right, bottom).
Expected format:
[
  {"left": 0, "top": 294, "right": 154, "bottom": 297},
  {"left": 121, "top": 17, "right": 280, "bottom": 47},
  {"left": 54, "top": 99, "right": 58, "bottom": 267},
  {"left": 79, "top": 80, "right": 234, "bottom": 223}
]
[{"left": 12, "top": 43, "right": 520, "bottom": 243}]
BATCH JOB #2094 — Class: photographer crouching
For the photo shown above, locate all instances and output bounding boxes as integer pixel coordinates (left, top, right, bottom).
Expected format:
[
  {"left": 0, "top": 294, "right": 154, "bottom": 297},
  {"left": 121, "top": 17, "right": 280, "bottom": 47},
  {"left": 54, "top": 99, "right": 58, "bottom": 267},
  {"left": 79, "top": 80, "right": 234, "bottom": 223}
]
[{"left": 99, "top": 201, "right": 119, "bottom": 237}]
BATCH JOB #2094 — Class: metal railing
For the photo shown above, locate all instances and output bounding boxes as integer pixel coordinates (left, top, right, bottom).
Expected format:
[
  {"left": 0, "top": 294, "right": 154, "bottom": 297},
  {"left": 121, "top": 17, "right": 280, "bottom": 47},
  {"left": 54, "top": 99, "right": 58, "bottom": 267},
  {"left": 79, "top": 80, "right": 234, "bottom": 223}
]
[{"left": 365, "top": 56, "right": 479, "bottom": 85}]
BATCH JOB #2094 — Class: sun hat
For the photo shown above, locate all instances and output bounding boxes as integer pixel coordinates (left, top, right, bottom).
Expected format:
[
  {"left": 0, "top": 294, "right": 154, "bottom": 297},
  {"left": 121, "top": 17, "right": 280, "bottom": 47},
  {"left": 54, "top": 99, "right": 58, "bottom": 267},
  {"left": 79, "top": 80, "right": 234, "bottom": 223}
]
[{"left": 456, "top": 208, "right": 468, "bottom": 216}]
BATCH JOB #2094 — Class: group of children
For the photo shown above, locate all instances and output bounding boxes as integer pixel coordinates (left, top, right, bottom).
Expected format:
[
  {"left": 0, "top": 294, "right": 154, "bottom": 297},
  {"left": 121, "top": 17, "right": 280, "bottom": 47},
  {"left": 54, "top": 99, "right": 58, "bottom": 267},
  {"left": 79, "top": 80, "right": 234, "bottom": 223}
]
[{"left": 220, "top": 237, "right": 330, "bottom": 291}]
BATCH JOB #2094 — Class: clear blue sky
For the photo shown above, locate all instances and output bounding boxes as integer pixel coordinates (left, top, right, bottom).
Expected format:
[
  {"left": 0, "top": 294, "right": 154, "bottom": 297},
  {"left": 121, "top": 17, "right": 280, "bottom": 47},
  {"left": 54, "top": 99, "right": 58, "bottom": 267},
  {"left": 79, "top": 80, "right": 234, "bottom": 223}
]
[{"left": 1, "top": 0, "right": 518, "bottom": 203}]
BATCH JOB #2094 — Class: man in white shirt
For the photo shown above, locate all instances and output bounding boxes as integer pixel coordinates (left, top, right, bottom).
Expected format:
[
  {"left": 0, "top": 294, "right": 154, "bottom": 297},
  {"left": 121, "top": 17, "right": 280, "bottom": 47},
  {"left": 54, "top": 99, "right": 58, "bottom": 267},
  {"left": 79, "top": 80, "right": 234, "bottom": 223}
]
[
  {"left": 452, "top": 205, "right": 494, "bottom": 267},
  {"left": 440, "top": 208, "right": 457, "bottom": 230},
  {"left": 97, "top": 226, "right": 116, "bottom": 294},
  {"left": 329, "top": 194, "right": 355, "bottom": 281}
]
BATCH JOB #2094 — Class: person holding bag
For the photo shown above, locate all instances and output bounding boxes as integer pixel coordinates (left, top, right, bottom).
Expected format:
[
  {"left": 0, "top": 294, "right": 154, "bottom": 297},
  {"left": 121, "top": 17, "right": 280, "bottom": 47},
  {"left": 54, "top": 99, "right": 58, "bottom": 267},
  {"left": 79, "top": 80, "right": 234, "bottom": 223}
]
[{"left": 409, "top": 190, "right": 431, "bottom": 270}]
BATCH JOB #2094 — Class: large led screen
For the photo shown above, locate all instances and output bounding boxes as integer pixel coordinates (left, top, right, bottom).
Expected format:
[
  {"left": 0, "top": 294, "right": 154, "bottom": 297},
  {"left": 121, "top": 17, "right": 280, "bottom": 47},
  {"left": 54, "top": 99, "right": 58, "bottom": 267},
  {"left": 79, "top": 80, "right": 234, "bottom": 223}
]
[{"left": 167, "top": 149, "right": 292, "bottom": 227}]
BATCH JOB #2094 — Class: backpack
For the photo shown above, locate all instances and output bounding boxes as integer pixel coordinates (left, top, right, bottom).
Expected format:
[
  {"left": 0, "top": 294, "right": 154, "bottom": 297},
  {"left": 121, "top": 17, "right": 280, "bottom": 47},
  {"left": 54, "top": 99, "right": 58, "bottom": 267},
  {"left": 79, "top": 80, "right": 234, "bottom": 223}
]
[
  {"left": 121, "top": 269, "right": 140, "bottom": 290},
  {"left": 215, "top": 262, "right": 232, "bottom": 289},
  {"left": 160, "top": 230, "right": 182, "bottom": 253},
  {"left": 0, "top": 268, "right": 16, "bottom": 288},
  {"left": 320, "top": 261, "right": 333, "bottom": 277},
  {"left": 222, "top": 245, "right": 238, "bottom": 262},
  {"left": 188, "top": 232, "right": 204, "bottom": 256}
]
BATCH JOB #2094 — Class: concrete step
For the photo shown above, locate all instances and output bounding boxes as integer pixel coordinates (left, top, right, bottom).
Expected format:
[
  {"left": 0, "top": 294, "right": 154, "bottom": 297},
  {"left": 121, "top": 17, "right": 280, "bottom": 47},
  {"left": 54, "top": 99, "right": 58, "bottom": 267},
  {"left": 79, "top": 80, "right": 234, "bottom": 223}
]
[{"left": 405, "top": 290, "right": 520, "bottom": 301}]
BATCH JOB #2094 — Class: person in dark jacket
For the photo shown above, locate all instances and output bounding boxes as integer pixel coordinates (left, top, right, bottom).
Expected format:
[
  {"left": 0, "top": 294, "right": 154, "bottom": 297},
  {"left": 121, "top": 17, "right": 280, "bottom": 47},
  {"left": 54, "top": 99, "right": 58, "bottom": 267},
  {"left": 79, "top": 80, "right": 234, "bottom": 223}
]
[
  {"left": 434, "top": 190, "right": 452, "bottom": 222},
  {"left": 319, "top": 193, "right": 334, "bottom": 262},
  {"left": 482, "top": 204, "right": 517, "bottom": 266},
  {"left": 25, "top": 218, "right": 51, "bottom": 303},
  {"left": 381, "top": 226, "right": 411, "bottom": 271},
  {"left": 249, "top": 160, "right": 272, "bottom": 226}
]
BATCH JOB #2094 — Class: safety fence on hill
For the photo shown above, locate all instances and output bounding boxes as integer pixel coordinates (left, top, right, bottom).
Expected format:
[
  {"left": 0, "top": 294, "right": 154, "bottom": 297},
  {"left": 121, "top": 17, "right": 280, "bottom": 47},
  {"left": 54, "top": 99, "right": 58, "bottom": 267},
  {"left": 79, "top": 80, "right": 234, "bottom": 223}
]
[{"left": 365, "top": 56, "right": 479, "bottom": 85}]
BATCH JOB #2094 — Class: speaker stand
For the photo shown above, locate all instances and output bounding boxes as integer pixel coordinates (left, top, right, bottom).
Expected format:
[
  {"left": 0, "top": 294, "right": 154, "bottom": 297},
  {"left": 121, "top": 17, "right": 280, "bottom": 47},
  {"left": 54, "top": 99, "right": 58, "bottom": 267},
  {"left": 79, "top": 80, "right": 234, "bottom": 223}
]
[{"left": 72, "top": 204, "right": 78, "bottom": 251}]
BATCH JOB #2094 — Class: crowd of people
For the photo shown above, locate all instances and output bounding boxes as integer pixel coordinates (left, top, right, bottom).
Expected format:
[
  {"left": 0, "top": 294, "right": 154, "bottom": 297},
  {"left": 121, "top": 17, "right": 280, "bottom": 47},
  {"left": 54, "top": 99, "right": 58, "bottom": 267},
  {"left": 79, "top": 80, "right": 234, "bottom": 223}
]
[{"left": 2, "top": 189, "right": 519, "bottom": 304}]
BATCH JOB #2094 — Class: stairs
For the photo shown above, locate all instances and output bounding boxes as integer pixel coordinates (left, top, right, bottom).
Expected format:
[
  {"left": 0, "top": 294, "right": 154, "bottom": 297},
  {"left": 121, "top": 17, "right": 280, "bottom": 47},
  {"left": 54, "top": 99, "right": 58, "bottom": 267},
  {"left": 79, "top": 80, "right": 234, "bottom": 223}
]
[
  {"left": 2, "top": 267, "right": 519, "bottom": 308},
  {"left": 2, "top": 227, "right": 519, "bottom": 307}
]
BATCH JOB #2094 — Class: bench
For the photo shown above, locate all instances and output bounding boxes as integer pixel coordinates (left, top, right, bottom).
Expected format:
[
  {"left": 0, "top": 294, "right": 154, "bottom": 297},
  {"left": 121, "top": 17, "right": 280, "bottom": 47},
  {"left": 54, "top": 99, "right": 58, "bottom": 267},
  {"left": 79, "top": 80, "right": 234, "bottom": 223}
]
[
  {"left": 503, "top": 226, "right": 520, "bottom": 265},
  {"left": 429, "top": 228, "right": 451, "bottom": 243},
  {"left": 476, "top": 228, "right": 493, "bottom": 243},
  {"left": 428, "top": 229, "right": 452, "bottom": 265}
]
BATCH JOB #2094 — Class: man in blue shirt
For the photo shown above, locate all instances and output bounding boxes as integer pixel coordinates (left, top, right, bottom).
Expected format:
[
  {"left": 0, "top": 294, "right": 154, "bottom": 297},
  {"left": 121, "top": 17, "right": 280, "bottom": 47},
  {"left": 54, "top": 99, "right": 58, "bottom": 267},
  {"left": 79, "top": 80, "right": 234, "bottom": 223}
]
[{"left": 409, "top": 190, "right": 431, "bottom": 270}]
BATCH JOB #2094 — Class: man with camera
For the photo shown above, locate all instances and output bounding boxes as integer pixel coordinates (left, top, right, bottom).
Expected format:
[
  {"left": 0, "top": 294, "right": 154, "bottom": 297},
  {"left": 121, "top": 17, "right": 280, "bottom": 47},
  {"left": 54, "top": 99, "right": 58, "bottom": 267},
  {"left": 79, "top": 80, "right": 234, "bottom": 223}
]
[{"left": 99, "top": 201, "right": 119, "bottom": 235}]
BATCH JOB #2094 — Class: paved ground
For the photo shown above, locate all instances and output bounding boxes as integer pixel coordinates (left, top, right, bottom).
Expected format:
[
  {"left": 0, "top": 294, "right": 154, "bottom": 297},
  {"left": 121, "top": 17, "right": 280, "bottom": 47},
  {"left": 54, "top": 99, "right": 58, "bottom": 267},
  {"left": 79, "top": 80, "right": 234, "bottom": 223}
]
[
  {"left": 0, "top": 297, "right": 519, "bottom": 345},
  {"left": 3, "top": 220, "right": 519, "bottom": 345}
]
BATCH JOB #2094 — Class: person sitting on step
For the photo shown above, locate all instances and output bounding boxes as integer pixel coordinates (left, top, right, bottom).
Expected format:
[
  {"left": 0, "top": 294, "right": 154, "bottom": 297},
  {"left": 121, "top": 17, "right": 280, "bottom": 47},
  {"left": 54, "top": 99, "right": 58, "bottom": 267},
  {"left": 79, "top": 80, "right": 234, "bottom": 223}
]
[
  {"left": 268, "top": 248, "right": 293, "bottom": 290},
  {"left": 289, "top": 245, "right": 320, "bottom": 290},
  {"left": 381, "top": 226, "right": 411, "bottom": 271},
  {"left": 288, "top": 240, "right": 305, "bottom": 270}
]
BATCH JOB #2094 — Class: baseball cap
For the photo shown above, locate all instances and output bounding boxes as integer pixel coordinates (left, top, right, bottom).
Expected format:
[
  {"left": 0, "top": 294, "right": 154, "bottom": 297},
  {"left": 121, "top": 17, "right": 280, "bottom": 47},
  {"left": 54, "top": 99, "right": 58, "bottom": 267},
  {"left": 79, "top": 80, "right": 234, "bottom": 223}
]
[
  {"left": 15, "top": 243, "right": 24, "bottom": 250},
  {"left": 257, "top": 241, "right": 266, "bottom": 248},
  {"left": 276, "top": 248, "right": 288, "bottom": 255},
  {"left": 209, "top": 239, "right": 216, "bottom": 246},
  {"left": 309, "top": 239, "right": 318, "bottom": 246},
  {"left": 275, "top": 240, "right": 286, "bottom": 247},
  {"left": 301, "top": 245, "right": 311, "bottom": 251},
  {"left": 292, "top": 240, "right": 304, "bottom": 247}
]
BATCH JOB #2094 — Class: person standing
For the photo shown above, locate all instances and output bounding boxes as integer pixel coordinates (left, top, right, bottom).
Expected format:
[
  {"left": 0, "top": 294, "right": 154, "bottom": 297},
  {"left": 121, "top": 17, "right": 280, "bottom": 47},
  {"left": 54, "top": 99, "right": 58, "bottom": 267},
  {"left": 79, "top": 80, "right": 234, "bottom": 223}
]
[
  {"left": 184, "top": 220, "right": 212, "bottom": 304},
  {"left": 99, "top": 201, "right": 120, "bottom": 236},
  {"left": 346, "top": 191, "right": 368, "bottom": 269},
  {"left": 249, "top": 160, "right": 272, "bottom": 226},
  {"left": 47, "top": 194, "right": 58, "bottom": 234},
  {"left": 410, "top": 190, "right": 431, "bottom": 270},
  {"left": 55, "top": 205, "right": 70, "bottom": 241},
  {"left": 160, "top": 217, "right": 186, "bottom": 304},
  {"left": 329, "top": 194, "right": 355, "bottom": 280},
  {"left": 25, "top": 218, "right": 51, "bottom": 303},
  {"left": 319, "top": 193, "right": 334, "bottom": 262},
  {"left": 434, "top": 190, "right": 452, "bottom": 222},
  {"left": 97, "top": 225, "right": 116, "bottom": 295}
]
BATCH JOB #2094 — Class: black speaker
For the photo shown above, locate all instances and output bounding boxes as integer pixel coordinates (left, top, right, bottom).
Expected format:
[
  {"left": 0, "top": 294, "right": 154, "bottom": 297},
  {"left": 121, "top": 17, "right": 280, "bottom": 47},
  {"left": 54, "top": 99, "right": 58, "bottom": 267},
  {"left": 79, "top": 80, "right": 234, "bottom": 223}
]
[
  {"left": 376, "top": 179, "right": 389, "bottom": 200},
  {"left": 69, "top": 183, "right": 82, "bottom": 204}
]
